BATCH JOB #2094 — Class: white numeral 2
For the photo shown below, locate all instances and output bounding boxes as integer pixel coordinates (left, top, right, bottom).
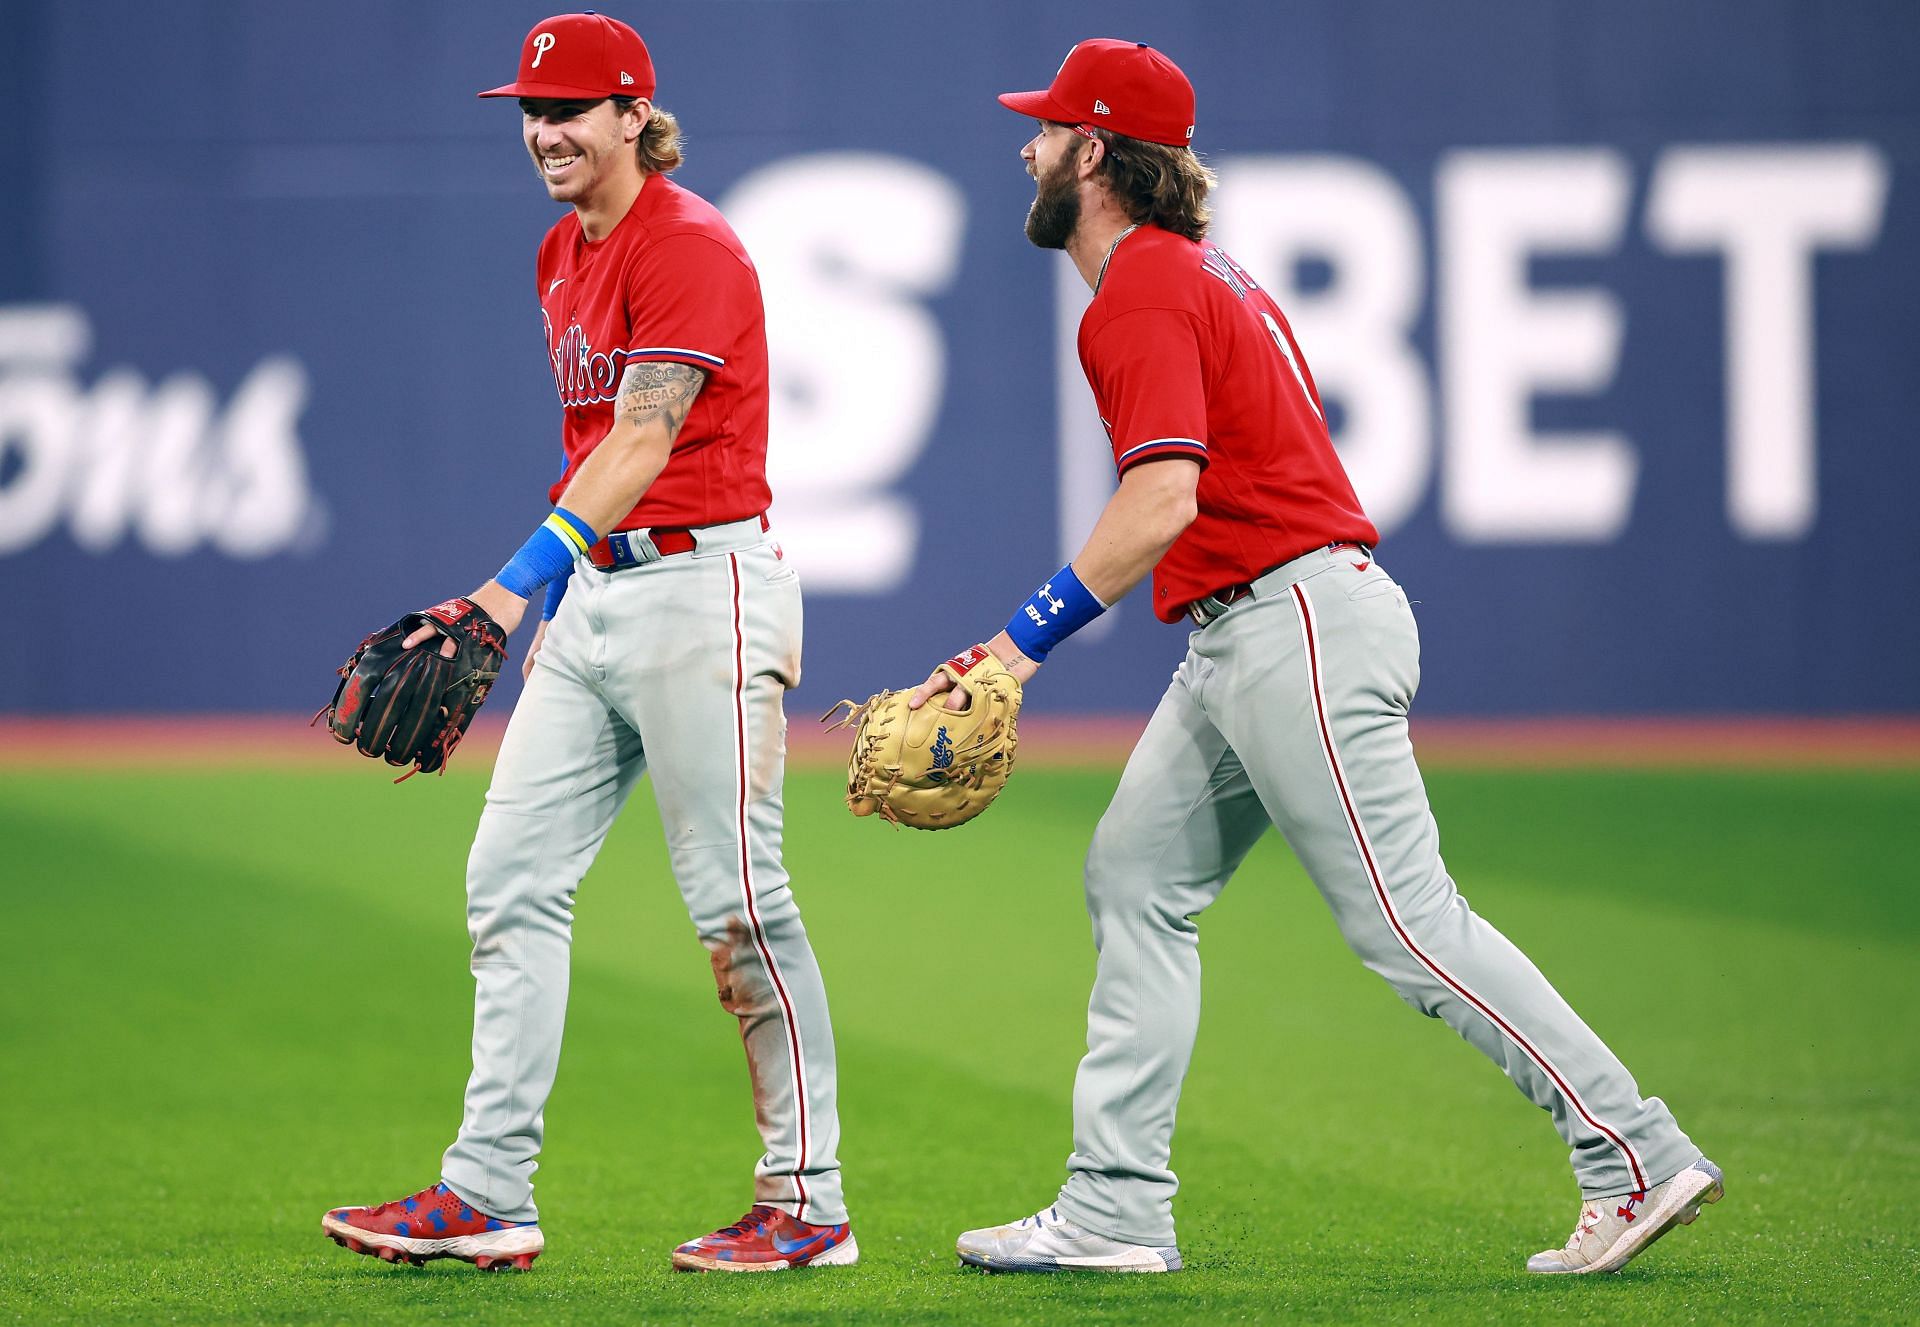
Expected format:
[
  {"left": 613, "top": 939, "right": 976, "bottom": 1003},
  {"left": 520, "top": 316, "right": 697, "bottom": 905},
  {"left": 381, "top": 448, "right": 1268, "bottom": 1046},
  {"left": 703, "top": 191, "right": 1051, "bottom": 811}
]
[{"left": 1261, "top": 310, "right": 1323, "bottom": 421}]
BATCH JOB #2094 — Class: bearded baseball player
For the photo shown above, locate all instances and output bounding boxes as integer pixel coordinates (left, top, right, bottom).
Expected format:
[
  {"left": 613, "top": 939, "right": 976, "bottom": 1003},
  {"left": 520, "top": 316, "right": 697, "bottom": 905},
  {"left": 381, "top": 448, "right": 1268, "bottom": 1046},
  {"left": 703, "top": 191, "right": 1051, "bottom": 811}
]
[
  {"left": 320, "top": 12, "right": 855, "bottom": 1273},
  {"left": 921, "top": 39, "right": 1722, "bottom": 1276}
]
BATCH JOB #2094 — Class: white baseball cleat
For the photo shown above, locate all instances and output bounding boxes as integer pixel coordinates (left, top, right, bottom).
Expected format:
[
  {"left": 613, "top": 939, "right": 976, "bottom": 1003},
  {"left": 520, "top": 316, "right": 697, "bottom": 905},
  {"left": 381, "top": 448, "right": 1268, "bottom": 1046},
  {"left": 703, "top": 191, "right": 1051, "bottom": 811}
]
[
  {"left": 1527, "top": 1157, "right": 1724, "bottom": 1275},
  {"left": 956, "top": 1205, "right": 1182, "bottom": 1273}
]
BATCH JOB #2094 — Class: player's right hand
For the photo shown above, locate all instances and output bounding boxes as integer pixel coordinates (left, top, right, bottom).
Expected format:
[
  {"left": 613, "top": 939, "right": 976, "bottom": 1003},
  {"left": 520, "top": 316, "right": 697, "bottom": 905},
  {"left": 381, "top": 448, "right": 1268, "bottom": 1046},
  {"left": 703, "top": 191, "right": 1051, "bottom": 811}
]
[{"left": 523, "top": 621, "right": 549, "bottom": 681}]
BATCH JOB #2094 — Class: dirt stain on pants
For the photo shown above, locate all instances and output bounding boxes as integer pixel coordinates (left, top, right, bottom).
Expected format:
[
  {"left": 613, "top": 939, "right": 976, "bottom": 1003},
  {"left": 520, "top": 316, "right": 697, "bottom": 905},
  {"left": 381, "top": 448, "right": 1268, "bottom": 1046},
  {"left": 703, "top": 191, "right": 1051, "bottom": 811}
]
[{"left": 707, "top": 915, "right": 781, "bottom": 1137}]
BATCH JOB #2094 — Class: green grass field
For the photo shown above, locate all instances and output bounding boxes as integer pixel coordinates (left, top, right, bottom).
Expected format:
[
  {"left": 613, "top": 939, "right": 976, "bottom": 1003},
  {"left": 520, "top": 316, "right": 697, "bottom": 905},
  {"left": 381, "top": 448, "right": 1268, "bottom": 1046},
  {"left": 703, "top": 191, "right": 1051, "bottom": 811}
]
[{"left": 2, "top": 760, "right": 1916, "bottom": 1324}]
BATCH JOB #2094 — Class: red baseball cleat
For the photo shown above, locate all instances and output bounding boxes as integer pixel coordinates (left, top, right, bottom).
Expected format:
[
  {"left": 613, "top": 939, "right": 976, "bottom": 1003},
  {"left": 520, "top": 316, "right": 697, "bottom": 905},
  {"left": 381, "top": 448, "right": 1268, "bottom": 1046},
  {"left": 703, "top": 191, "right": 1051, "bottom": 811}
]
[
  {"left": 671, "top": 1204, "right": 859, "bottom": 1272},
  {"left": 322, "top": 1181, "right": 544, "bottom": 1271}
]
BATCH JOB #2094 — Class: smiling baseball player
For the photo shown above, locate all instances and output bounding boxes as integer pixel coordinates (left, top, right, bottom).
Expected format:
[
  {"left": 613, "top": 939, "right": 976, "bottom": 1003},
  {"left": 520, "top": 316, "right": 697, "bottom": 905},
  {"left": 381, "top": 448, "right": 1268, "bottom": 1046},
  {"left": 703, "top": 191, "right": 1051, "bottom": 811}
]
[
  {"left": 320, "top": 12, "right": 855, "bottom": 1273},
  {"left": 922, "top": 38, "right": 1722, "bottom": 1277}
]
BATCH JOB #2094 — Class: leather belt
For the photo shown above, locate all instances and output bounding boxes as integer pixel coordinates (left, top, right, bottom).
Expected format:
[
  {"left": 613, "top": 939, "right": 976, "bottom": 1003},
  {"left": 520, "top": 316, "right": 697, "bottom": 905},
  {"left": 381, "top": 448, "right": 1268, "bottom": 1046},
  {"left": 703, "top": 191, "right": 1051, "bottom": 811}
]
[
  {"left": 1187, "top": 542, "right": 1372, "bottom": 627},
  {"left": 1186, "top": 582, "right": 1257, "bottom": 627},
  {"left": 586, "top": 512, "right": 769, "bottom": 571}
]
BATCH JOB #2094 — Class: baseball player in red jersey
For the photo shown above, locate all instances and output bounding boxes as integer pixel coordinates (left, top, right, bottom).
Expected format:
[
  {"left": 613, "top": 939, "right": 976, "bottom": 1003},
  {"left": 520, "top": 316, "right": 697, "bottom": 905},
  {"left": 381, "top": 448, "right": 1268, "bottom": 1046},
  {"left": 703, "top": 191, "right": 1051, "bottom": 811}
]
[
  {"left": 924, "top": 39, "right": 1722, "bottom": 1276},
  {"left": 321, "top": 13, "right": 855, "bottom": 1273}
]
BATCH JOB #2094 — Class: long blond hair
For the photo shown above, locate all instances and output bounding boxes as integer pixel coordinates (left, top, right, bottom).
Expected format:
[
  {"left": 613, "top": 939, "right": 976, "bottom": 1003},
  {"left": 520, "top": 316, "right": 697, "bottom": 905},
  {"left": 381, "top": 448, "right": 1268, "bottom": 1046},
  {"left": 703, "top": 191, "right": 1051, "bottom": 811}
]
[
  {"left": 1092, "top": 128, "right": 1216, "bottom": 241},
  {"left": 611, "top": 99, "right": 683, "bottom": 174}
]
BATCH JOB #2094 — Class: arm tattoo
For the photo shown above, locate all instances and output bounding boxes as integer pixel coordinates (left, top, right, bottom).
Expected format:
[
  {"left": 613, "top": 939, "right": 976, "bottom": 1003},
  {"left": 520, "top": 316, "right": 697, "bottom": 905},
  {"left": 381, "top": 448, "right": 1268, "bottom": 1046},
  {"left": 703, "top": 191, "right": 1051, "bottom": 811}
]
[{"left": 615, "top": 361, "right": 708, "bottom": 440}]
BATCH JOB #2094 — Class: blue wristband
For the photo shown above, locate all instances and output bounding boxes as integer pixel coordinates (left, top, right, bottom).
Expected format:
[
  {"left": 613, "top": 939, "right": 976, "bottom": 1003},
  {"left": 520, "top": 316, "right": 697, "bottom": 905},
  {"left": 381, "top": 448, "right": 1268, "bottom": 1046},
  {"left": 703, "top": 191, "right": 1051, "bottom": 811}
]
[
  {"left": 1003, "top": 563, "right": 1107, "bottom": 663},
  {"left": 496, "top": 506, "right": 599, "bottom": 599},
  {"left": 542, "top": 564, "right": 573, "bottom": 621}
]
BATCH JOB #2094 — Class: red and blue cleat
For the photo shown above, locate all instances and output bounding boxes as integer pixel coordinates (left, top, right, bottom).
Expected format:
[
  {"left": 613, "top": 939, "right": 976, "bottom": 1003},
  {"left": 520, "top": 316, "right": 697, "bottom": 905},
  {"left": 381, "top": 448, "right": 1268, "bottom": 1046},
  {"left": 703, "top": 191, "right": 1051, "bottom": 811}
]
[
  {"left": 322, "top": 1181, "right": 543, "bottom": 1271},
  {"left": 671, "top": 1204, "right": 859, "bottom": 1272}
]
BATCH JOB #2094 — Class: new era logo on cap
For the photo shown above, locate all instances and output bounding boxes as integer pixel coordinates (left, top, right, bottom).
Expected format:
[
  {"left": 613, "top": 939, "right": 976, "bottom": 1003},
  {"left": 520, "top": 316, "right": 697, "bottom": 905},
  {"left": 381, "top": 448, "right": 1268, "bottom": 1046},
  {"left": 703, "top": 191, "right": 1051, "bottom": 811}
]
[
  {"left": 1093, "top": 99, "right": 1111, "bottom": 115},
  {"left": 620, "top": 71, "right": 634, "bottom": 85}
]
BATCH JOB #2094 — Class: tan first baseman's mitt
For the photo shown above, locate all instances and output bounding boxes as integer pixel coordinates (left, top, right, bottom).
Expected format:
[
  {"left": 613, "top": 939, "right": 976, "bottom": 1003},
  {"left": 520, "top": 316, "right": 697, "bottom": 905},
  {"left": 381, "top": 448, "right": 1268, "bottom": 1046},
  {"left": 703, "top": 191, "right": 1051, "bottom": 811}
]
[{"left": 824, "top": 645, "right": 1022, "bottom": 829}]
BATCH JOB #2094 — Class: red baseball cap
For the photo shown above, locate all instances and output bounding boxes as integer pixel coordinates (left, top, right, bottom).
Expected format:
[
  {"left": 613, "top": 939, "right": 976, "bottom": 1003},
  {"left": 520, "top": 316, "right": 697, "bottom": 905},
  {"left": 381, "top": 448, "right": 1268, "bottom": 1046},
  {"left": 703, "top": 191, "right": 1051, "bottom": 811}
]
[
  {"left": 477, "top": 12, "right": 656, "bottom": 101},
  {"left": 998, "top": 39, "right": 1195, "bottom": 146}
]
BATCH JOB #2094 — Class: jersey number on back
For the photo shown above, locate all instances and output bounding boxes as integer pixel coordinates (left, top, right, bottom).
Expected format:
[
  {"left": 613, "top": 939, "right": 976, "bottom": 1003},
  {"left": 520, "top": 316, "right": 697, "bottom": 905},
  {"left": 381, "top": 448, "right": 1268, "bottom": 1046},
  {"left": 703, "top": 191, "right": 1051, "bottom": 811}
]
[{"left": 1260, "top": 311, "right": 1324, "bottom": 422}]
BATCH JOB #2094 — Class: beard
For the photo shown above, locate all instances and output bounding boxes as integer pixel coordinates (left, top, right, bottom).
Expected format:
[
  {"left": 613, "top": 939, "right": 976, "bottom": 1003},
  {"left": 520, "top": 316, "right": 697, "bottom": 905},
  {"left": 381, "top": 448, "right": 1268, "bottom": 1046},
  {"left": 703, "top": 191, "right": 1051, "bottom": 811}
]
[{"left": 1024, "top": 152, "right": 1081, "bottom": 250}]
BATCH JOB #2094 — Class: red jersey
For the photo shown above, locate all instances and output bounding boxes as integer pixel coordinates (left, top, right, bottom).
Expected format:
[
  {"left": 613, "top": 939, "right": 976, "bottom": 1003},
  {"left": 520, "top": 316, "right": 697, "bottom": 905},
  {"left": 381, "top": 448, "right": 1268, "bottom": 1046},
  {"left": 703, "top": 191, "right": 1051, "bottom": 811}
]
[
  {"left": 536, "top": 172, "right": 771, "bottom": 528},
  {"left": 1078, "top": 225, "right": 1379, "bottom": 622}
]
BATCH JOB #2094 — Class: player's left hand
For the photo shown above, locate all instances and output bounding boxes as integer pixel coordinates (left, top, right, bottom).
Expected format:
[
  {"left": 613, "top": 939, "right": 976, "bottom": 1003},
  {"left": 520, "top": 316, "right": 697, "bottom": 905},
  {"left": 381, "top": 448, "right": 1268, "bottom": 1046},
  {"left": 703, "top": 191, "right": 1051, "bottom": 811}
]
[
  {"left": 909, "top": 631, "right": 1038, "bottom": 712},
  {"left": 405, "top": 580, "right": 529, "bottom": 654},
  {"left": 320, "top": 596, "right": 510, "bottom": 779}
]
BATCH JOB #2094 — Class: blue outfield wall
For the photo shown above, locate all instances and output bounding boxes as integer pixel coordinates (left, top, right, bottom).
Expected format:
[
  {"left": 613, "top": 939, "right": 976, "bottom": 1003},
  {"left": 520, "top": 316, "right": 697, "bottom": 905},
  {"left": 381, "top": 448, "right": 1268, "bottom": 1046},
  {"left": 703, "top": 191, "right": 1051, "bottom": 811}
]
[{"left": 1, "top": 0, "right": 1917, "bottom": 718}]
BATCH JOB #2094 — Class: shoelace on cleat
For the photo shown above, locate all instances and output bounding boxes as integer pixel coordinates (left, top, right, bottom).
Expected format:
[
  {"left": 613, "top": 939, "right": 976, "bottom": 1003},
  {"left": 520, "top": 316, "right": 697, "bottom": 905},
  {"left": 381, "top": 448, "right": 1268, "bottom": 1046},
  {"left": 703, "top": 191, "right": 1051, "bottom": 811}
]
[
  {"left": 713, "top": 1205, "right": 782, "bottom": 1239},
  {"left": 1563, "top": 1204, "right": 1603, "bottom": 1250},
  {"left": 359, "top": 1185, "right": 443, "bottom": 1220}
]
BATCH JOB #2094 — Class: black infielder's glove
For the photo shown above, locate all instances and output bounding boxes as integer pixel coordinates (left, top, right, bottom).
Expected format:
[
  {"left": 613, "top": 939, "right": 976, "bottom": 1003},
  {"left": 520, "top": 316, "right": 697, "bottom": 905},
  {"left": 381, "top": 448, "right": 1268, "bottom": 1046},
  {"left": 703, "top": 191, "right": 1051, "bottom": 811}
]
[{"left": 318, "top": 597, "right": 508, "bottom": 779}]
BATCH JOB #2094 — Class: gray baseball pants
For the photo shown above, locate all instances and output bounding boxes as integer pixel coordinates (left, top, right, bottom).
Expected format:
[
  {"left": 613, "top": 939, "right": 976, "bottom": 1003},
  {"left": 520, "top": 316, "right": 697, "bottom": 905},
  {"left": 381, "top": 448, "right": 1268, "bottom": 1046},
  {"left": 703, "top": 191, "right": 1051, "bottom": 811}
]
[
  {"left": 439, "top": 518, "right": 847, "bottom": 1226},
  {"left": 1054, "top": 544, "right": 1700, "bottom": 1248}
]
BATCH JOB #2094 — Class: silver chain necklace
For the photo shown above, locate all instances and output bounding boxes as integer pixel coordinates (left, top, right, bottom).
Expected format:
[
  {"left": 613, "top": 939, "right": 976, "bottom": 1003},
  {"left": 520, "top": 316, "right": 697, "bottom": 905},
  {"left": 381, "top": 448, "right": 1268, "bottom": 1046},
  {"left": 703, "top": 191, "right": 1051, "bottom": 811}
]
[{"left": 1095, "top": 224, "right": 1140, "bottom": 293}]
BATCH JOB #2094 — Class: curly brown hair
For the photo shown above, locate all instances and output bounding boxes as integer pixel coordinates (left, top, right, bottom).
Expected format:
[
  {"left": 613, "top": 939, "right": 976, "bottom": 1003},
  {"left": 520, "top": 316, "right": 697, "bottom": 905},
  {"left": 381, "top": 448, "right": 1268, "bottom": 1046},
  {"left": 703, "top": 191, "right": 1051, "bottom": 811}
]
[
  {"left": 610, "top": 98, "right": 684, "bottom": 175},
  {"left": 1090, "top": 128, "right": 1216, "bottom": 241}
]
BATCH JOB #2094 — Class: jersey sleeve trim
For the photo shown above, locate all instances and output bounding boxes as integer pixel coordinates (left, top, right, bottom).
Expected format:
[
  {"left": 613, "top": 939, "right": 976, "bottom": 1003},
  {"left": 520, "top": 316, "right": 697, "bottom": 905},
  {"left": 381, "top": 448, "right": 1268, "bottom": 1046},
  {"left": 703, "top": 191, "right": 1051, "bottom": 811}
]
[
  {"left": 622, "top": 346, "right": 727, "bottom": 368},
  {"left": 1116, "top": 437, "right": 1209, "bottom": 470}
]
